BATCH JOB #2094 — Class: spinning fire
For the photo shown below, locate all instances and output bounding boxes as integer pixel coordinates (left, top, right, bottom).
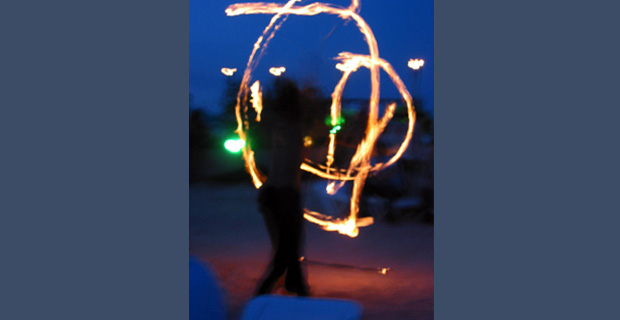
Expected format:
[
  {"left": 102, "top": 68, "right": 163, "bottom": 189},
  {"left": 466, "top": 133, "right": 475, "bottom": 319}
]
[{"left": 227, "top": 0, "right": 416, "bottom": 237}]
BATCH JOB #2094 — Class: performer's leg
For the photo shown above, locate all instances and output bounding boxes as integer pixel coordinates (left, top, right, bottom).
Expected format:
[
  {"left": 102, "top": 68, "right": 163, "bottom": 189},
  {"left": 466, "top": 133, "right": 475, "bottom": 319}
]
[
  {"left": 256, "top": 187, "right": 286, "bottom": 295},
  {"left": 280, "top": 189, "right": 310, "bottom": 296}
]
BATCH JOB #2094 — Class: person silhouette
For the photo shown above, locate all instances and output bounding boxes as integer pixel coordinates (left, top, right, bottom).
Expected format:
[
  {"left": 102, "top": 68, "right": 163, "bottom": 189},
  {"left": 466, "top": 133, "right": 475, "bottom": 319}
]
[{"left": 255, "top": 78, "right": 310, "bottom": 296}]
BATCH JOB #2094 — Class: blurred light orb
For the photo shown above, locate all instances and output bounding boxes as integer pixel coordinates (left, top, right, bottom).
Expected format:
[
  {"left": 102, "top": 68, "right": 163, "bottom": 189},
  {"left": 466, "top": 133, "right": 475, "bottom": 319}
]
[
  {"left": 221, "top": 68, "right": 237, "bottom": 76},
  {"left": 329, "top": 125, "right": 342, "bottom": 134},
  {"left": 269, "top": 67, "right": 286, "bottom": 76},
  {"left": 224, "top": 138, "right": 245, "bottom": 153},
  {"left": 407, "top": 59, "right": 424, "bottom": 70},
  {"left": 303, "top": 136, "right": 313, "bottom": 147}
]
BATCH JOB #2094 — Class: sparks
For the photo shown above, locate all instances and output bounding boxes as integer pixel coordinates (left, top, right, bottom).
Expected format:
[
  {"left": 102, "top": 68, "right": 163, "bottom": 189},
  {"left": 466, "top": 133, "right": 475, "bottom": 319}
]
[{"left": 227, "top": 0, "right": 416, "bottom": 237}]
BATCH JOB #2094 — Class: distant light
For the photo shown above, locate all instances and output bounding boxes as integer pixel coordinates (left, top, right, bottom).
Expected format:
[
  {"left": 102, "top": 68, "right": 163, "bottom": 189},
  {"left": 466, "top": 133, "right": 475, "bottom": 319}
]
[
  {"left": 407, "top": 59, "right": 424, "bottom": 70},
  {"left": 224, "top": 138, "right": 245, "bottom": 153},
  {"left": 221, "top": 68, "right": 237, "bottom": 76},
  {"left": 303, "top": 136, "right": 313, "bottom": 147},
  {"left": 379, "top": 268, "right": 390, "bottom": 275},
  {"left": 269, "top": 67, "right": 286, "bottom": 76}
]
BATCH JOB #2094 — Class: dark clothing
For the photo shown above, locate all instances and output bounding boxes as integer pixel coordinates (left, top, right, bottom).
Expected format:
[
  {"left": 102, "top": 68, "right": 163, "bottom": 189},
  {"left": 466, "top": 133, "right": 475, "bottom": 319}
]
[
  {"left": 256, "top": 185, "right": 308, "bottom": 296},
  {"left": 255, "top": 78, "right": 309, "bottom": 296}
]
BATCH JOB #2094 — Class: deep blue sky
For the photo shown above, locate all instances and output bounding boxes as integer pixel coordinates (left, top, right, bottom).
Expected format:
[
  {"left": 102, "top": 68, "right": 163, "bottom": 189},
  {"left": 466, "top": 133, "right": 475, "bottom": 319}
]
[{"left": 190, "top": 0, "right": 433, "bottom": 116}]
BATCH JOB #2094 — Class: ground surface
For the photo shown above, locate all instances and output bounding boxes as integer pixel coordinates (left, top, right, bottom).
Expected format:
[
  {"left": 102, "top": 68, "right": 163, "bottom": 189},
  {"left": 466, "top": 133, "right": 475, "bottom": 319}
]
[{"left": 190, "top": 182, "right": 433, "bottom": 320}]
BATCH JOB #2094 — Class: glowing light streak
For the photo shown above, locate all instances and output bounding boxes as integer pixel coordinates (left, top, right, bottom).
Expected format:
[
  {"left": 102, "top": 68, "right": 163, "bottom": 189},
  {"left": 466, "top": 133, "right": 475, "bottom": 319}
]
[
  {"left": 269, "top": 66, "right": 286, "bottom": 76},
  {"left": 407, "top": 59, "right": 424, "bottom": 70},
  {"left": 250, "top": 81, "right": 263, "bottom": 122},
  {"left": 221, "top": 67, "right": 237, "bottom": 76},
  {"left": 227, "top": 0, "right": 416, "bottom": 237}
]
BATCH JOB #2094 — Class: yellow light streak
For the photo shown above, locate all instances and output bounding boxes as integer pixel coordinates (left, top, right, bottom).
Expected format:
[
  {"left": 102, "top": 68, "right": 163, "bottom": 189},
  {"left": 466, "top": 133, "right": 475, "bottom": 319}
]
[
  {"left": 250, "top": 80, "right": 263, "bottom": 122},
  {"left": 227, "top": 0, "right": 416, "bottom": 237}
]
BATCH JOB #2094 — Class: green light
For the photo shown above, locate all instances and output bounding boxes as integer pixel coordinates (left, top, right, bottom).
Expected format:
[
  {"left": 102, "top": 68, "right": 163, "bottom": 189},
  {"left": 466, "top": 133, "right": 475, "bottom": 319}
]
[
  {"left": 325, "top": 116, "right": 345, "bottom": 126},
  {"left": 224, "top": 138, "right": 245, "bottom": 153},
  {"left": 330, "top": 125, "right": 342, "bottom": 134}
]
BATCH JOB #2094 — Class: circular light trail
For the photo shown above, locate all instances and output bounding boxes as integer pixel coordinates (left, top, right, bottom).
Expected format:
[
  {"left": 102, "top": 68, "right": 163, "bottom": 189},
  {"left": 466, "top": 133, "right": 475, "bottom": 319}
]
[{"left": 226, "top": 0, "right": 416, "bottom": 237}]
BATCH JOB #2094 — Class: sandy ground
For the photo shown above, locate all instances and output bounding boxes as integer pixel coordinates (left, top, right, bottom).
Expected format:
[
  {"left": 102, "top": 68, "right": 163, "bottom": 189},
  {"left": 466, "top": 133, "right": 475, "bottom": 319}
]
[{"left": 190, "top": 182, "right": 433, "bottom": 319}]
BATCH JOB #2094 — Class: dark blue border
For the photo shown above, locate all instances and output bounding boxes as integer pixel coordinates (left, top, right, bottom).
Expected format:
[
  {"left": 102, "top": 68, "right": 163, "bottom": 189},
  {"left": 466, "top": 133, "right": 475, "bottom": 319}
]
[
  {"left": 436, "top": 0, "right": 620, "bottom": 319},
  {"left": 1, "top": 0, "right": 188, "bottom": 319}
]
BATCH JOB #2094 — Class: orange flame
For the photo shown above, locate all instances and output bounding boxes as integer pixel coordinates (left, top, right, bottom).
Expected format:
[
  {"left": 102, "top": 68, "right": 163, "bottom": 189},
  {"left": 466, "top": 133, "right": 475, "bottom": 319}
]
[
  {"left": 269, "top": 66, "right": 286, "bottom": 76},
  {"left": 227, "top": 0, "right": 416, "bottom": 237},
  {"left": 221, "top": 67, "right": 237, "bottom": 76}
]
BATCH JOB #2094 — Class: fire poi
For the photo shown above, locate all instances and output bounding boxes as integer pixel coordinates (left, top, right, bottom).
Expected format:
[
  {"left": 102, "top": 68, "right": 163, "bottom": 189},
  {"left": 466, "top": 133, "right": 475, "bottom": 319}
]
[{"left": 227, "top": 0, "right": 416, "bottom": 237}]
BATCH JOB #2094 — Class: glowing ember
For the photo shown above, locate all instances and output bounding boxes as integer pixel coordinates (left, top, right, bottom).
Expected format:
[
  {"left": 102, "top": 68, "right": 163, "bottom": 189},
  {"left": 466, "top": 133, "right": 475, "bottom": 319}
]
[
  {"left": 221, "top": 67, "right": 237, "bottom": 76},
  {"left": 407, "top": 59, "right": 424, "bottom": 70},
  {"left": 269, "top": 66, "right": 286, "bottom": 76},
  {"left": 227, "top": 0, "right": 416, "bottom": 237}
]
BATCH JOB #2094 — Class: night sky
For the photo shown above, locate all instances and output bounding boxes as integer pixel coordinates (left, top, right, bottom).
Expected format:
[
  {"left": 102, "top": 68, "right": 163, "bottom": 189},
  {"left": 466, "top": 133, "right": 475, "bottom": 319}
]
[{"left": 189, "top": 0, "right": 433, "bottom": 116}]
